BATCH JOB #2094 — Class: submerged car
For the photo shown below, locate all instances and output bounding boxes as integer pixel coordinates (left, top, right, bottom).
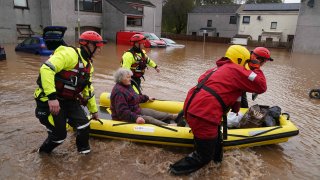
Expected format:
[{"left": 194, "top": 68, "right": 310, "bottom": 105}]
[
  {"left": 160, "top": 38, "right": 185, "bottom": 48},
  {"left": 0, "top": 45, "right": 6, "bottom": 60},
  {"left": 15, "top": 26, "right": 67, "bottom": 56},
  {"left": 116, "top": 31, "right": 166, "bottom": 48},
  {"left": 142, "top": 32, "right": 166, "bottom": 48}
]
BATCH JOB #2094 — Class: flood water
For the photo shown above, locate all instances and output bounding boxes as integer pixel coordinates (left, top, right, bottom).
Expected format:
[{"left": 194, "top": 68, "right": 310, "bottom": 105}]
[{"left": 0, "top": 41, "right": 319, "bottom": 179}]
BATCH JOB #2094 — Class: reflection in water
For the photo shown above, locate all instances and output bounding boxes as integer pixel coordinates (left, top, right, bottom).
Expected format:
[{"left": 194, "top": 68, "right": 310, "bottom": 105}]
[{"left": 0, "top": 42, "right": 319, "bottom": 179}]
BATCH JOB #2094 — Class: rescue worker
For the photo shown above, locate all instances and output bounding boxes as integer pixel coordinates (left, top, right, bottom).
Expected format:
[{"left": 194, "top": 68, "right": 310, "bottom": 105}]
[
  {"left": 169, "top": 45, "right": 273, "bottom": 175},
  {"left": 121, "top": 34, "right": 160, "bottom": 94},
  {"left": 34, "top": 31, "right": 106, "bottom": 154},
  {"left": 241, "top": 47, "right": 274, "bottom": 108}
]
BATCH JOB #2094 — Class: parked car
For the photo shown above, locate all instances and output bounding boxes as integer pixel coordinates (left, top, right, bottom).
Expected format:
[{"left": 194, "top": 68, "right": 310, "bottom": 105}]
[
  {"left": 160, "top": 38, "right": 185, "bottom": 48},
  {"left": 0, "top": 45, "right": 6, "bottom": 60},
  {"left": 116, "top": 31, "right": 166, "bottom": 48},
  {"left": 15, "top": 26, "right": 67, "bottom": 56}
]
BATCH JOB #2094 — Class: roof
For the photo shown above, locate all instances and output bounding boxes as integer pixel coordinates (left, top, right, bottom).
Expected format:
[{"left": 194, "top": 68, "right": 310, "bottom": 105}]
[
  {"left": 233, "top": 34, "right": 252, "bottom": 39},
  {"left": 200, "top": 27, "right": 216, "bottom": 32},
  {"left": 190, "top": 4, "right": 240, "bottom": 14},
  {"left": 261, "top": 31, "right": 282, "bottom": 37},
  {"left": 243, "top": 3, "right": 300, "bottom": 11},
  {"left": 105, "top": 0, "right": 155, "bottom": 15}
]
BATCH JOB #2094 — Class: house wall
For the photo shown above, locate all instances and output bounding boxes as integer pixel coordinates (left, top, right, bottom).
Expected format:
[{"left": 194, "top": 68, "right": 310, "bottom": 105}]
[
  {"left": 51, "top": 0, "right": 102, "bottom": 44},
  {"left": 293, "top": 1, "right": 320, "bottom": 54},
  {"left": 103, "top": 2, "right": 125, "bottom": 41},
  {"left": 40, "top": 0, "right": 52, "bottom": 28},
  {"left": 0, "top": 0, "right": 161, "bottom": 44},
  {"left": 143, "top": 6, "right": 155, "bottom": 34},
  {"left": 0, "top": 1, "right": 17, "bottom": 43},
  {"left": 0, "top": 0, "right": 43, "bottom": 43},
  {"left": 148, "top": 0, "right": 162, "bottom": 37},
  {"left": 187, "top": 13, "right": 238, "bottom": 38},
  {"left": 238, "top": 12, "right": 298, "bottom": 42}
]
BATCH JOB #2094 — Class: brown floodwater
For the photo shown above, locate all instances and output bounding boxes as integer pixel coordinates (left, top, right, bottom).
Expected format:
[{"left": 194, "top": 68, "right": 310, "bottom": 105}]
[{"left": 0, "top": 41, "right": 319, "bottom": 179}]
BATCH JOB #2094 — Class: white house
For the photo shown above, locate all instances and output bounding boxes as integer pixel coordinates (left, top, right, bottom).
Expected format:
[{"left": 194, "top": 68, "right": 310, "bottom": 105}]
[
  {"left": 187, "top": 4, "right": 241, "bottom": 38},
  {"left": 237, "top": 3, "right": 300, "bottom": 44}
]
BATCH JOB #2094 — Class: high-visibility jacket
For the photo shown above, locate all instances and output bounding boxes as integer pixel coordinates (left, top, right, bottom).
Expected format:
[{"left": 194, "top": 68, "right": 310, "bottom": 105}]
[
  {"left": 184, "top": 58, "right": 267, "bottom": 138},
  {"left": 121, "top": 49, "right": 157, "bottom": 78},
  {"left": 34, "top": 46, "right": 98, "bottom": 114}
]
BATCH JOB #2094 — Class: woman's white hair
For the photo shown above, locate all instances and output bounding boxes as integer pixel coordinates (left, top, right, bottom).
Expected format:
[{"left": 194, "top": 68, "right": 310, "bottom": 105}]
[{"left": 113, "top": 68, "right": 133, "bottom": 83}]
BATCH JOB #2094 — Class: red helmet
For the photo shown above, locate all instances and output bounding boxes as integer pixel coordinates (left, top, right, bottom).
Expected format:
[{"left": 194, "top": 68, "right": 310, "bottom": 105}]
[
  {"left": 79, "top": 31, "right": 106, "bottom": 47},
  {"left": 252, "top": 47, "right": 273, "bottom": 61},
  {"left": 130, "top": 34, "right": 146, "bottom": 44}
]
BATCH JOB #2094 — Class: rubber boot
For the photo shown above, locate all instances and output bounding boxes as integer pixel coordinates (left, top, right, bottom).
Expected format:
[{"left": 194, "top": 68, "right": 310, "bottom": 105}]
[
  {"left": 38, "top": 138, "right": 62, "bottom": 154},
  {"left": 76, "top": 126, "right": 91, "bottom": 154},
  {"left": 169, "top": 138, "right": 216, "bottom": 175},
  {"left": 213, "top": 127, "right": 223, "bottom": 163}
]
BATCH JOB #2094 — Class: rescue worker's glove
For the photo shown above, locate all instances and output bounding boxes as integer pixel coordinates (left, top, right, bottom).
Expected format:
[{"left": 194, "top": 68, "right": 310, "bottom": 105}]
[{"left": 231, "top": 102, "right": 241, "bottom": 113}]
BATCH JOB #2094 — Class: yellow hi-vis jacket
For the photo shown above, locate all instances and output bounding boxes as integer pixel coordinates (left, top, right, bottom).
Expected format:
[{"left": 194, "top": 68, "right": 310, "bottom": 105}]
[
  {"left": 121, "top": 49, "right": 157, "bottom": 72},
  {"left": 34, "top": 46, "right": 98, "bottom": 114}
]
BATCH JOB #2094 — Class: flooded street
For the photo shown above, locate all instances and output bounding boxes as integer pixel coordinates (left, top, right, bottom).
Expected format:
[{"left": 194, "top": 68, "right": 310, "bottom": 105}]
[{"left": 0, "top": 41, "right": 319, "bottom": 179}]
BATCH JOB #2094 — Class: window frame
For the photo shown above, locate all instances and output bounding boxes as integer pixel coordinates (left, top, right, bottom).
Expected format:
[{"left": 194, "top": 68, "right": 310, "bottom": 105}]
[
  {"left": 242, "top": 16, "right": 250, "bottom": 24},
  {"left": 271, "top": 22, "right": 277, "bottom": 29},
  {"left": 207, "top": 20, "right": 212, "bottom": 27},
  {"left": 127, "top": 16, "right": 143, "bottom": 27},
  {"left": 229, "top": 16, "right": 237, "bottom": 24},
  {"left": 14, "top": 0, "right": 29, "bottom": 9},
  {"left": 75, "top": 0, "right": 102, "bottom": 13}
]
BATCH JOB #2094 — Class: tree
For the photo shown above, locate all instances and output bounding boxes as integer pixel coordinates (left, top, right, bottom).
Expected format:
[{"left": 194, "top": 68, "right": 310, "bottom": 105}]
[
  {"left": 245, "top": 0, "right": 283, "bottom": 3},
  {"left": 162, "top": 0, "right": 194, "bottom": 34}
]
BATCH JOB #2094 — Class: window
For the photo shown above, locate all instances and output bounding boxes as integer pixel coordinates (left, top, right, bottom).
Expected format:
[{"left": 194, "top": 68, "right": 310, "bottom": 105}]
[
  {"left": 75, "top": 0, "right": 102, "bottom": 13},
  {"left": 127, "top": 17, "right": 142, "bottom": 27},
  {"left": 14, "top": 0, "right": 28, "bottom": 9},
  {"left": 271, "top": 22, "right": 277, "bottom": 29},
  {"left": 31, "top": 38, "right": 40, "bottom": 45},
  {"left": 22, "top": 38, "right": 33, "bottom": 45},
  {"left": 242, "top": 16, "right": 250, "bottom": 24},
  {"left": 192, "top": 32, "right": 197, "bottom": 36},
  {"left": 229, "top": 16, "right": 237, "bottom": 24},
  {"left": 207, "top": 20, "right": 212, "bottom": 27},
  {"left": 143, "top": 33, "right": 160, "bottom": 40},
  {"left": 16, "top": 24, "right": 34, "bottom": 39}
]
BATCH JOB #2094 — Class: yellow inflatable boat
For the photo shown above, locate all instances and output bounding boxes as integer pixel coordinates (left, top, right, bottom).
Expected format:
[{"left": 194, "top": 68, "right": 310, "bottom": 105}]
[{"left": 91, "top": 92, "right": 299, "bottom": 149}]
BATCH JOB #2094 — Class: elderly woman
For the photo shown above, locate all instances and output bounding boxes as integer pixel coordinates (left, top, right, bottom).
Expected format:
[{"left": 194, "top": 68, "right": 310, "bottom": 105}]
[{"left": 110, "top": 68, "right": 177, "bottom": 126}]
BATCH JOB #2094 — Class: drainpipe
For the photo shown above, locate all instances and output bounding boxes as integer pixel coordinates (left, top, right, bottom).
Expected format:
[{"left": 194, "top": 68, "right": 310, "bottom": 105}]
[
  {"left": 77, "top": 0, "right": 80, "bottom": 39},
  {"left": 50, "top": 0, "right": 53, "bottom": 25},
  {"left": 153, "top": 8, "right": 155, "bottom": 33}
]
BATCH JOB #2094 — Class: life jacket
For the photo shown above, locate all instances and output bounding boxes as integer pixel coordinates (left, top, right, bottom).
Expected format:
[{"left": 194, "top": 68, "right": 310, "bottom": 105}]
[
  {"left": 37, "top": 47, "right": 91, "bottom": 100},
  {"left": 128, "top": 49, "right": 148, "bottom": 78},
  {"left": 184, "top": 67, "right": 229, "bottom": 140}
]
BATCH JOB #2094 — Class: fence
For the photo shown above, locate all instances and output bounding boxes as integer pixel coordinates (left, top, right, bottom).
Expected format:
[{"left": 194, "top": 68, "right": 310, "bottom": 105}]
[
  {"left": 161, "top": 33, "right": 231, "bottom": 44},
  {"left": 161, "top": 33, "right": 293, "bottom": 50}
]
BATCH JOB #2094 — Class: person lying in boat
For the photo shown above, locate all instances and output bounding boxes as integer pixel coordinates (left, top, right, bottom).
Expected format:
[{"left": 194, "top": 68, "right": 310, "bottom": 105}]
[{"left": 110, "top": 68, "right": 178, "bottom": 126}]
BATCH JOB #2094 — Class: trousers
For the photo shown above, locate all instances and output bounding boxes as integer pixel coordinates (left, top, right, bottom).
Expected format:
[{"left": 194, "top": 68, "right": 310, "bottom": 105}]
[
  {"left": 141, "top": 108, "right": 175, "bottom": 126},
  {"left": 35, "top": 99, "right": 90, "bottom": 153}
]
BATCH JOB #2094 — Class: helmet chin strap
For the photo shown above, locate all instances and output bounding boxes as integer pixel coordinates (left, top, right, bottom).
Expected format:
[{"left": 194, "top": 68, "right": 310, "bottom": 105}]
[{"left": 84, "top": 43, "right": 97, "bottom": 61}]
